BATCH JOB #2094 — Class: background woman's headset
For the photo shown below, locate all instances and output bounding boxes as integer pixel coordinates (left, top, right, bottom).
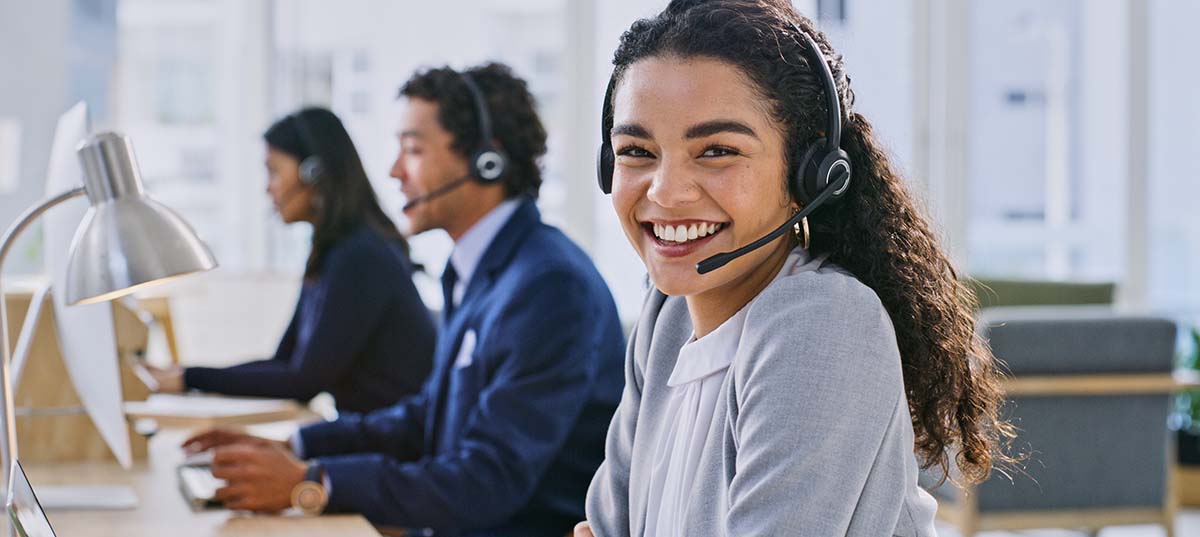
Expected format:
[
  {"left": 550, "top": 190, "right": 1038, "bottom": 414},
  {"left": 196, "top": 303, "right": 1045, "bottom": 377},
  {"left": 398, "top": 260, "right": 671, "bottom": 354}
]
[
  {"left": 595, "top": 21, "right": 852, "bottom": 274},
  {"left": 290, "top": 111, "right": 327, "bottom": 186}
]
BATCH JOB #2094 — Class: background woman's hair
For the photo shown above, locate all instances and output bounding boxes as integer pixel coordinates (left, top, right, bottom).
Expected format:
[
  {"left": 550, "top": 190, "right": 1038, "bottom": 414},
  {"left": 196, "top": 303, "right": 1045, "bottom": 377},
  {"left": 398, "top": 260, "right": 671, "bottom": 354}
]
[
  {"left": 263, "top": 106, "right": 408, "bottom": 279},
  {"left": 399, "top": 62, "right": 548, "bottom": 200},
  {"left": 610, "top": 0, "right": 1016, "bottom": 483}
]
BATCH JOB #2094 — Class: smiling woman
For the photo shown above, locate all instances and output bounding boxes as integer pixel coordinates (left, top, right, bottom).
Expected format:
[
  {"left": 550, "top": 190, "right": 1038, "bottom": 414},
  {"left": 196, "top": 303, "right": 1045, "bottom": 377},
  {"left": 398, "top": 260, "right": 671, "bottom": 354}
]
[{"left": 581, "top": 1, "right": 1016, "bottom": 536}]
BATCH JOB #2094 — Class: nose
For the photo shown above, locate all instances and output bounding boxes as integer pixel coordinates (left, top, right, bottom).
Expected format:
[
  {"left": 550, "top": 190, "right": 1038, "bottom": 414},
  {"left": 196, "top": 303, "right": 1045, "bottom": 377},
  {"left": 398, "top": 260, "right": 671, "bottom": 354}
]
[
  {"left": 389, "top": 152, "right": 407, "bottom": 183},
  {"left": 646, "top": 156, "right": 701, "bottom": 208}
]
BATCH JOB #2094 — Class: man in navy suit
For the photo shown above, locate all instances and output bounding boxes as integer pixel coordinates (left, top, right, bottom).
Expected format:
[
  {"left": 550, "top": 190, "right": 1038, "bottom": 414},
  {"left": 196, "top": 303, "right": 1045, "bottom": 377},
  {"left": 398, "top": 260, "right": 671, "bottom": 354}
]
[{"left": 183, "top": 63, "right": 625, "bottom": 536}]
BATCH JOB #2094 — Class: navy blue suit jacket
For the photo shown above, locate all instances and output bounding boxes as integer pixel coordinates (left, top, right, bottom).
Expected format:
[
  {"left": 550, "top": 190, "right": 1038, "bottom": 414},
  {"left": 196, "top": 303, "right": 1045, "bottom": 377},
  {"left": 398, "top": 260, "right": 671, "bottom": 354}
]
[
  {"left": 298, "top": 199, "right": 625, "bottom": 535},
  {"left": 184, "top": 225, "right": 436, "bottom": 414}
]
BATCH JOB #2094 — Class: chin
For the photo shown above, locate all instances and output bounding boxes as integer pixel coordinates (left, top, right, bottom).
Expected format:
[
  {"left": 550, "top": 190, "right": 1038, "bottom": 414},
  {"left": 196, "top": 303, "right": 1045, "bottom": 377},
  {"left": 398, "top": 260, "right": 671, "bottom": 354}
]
[
  {"left": 646, "top": 263, "right": 712, "bottom": 297},
  {"left": 404, "top": 214, "right": 433, "bottom": 236}
]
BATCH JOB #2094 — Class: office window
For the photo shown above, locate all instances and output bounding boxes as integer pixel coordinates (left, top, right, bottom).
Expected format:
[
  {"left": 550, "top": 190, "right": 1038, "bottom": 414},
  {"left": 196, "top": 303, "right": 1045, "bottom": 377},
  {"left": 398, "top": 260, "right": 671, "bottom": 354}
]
[
  {"left": 116, "top": 0, "right": 272, "bottom": 270},
  {"left": 817, "top": 0, "right": 847, "bottom": 24},
  {"left": 964, "top": 0, "right": 1127, "bottom": 284},
  {"left": 120, "top": 25, "right": 216, "bottom": 126}
]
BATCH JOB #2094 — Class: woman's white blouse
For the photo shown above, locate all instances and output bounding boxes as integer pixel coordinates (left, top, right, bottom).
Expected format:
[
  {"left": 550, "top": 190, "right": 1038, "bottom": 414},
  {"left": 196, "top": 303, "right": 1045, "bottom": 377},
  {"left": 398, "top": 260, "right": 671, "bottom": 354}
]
[{"left": 642, "top": 250, "right": 801, "bottom": 536}]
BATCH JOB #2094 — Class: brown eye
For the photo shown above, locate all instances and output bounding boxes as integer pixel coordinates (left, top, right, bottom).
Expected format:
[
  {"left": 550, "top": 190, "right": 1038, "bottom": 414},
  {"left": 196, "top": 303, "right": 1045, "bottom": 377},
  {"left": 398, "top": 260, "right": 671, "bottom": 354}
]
[
  {"left": 616, "top": 145, "right": 654, "bottom": 158},
  {"left": 700, "top": 146, "right": 739, "bottom": 158}
]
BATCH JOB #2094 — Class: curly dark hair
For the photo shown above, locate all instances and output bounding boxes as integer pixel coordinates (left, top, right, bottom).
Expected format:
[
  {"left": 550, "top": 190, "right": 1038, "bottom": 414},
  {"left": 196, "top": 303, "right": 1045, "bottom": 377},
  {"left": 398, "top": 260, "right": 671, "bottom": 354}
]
[
  {"left": 399, "top": 62, "right": 548, "bottom": 199},
  {"left": 609, "top": 0, "right": 1016, "bottom": 484},
  {"left": 264, "top": 106, "right": 407, "bottom": 279}
]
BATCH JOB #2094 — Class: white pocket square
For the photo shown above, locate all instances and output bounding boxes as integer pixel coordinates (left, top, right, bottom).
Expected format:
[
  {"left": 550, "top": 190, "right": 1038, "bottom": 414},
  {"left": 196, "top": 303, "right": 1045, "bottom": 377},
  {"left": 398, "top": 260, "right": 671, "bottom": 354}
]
[{"left": 453, "top": 329, "right": 476, "bottom": 369}]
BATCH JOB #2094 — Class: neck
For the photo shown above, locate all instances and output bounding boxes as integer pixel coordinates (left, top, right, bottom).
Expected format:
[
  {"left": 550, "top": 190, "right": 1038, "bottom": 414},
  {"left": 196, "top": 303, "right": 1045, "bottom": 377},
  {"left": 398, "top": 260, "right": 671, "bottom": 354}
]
[
  {"left": 446, "top": 189, "right": 508, "bottom": 242},
  {"left": 685, "top": 236, "right": 794, "bottom": 338}
]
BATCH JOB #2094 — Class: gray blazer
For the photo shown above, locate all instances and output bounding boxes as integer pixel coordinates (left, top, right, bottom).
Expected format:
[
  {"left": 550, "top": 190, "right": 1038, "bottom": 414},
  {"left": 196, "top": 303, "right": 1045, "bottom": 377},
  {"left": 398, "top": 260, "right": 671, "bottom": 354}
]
[{"left": 585, "top": 254, "right": 938, "bottom": 536}]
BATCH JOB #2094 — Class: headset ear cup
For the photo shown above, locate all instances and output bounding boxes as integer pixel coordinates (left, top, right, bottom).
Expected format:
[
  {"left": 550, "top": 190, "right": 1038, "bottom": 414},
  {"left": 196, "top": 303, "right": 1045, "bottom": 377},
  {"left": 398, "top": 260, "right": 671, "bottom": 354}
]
[
  {"left": 793, "top": 141, "right": 823, "bottom": 205},
  {"left": 819, "top": 148, "right": 852, "bottom": 199},
  {"left": 471, "top": 146, "right": 507, "bottom": 182},
  {"left": 299, "top": 156, "right": 324, "bottom": 186},
  {"left": 597, "top": 143, "right": 614, "bottom": 194}
]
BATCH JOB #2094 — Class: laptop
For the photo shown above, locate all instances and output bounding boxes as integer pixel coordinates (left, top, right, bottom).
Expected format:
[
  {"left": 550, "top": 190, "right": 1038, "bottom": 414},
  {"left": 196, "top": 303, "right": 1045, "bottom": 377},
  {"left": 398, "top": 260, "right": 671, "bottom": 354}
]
[{"left": 7, "top": 460, "right": 56, "bottom": 537}]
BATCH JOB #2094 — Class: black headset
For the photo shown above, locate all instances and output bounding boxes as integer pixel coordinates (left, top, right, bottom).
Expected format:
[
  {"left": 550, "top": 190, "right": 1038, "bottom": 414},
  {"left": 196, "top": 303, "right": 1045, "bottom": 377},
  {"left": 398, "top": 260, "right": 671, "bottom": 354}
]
[
  {"left": 459, "top": 72, "right": 508, "bottom": 182},
  {"left": 596, "top": 20, "right": 852, "bottom": 274},
  {"left": 290, "top": 111, "right": 327, "bottom": 186}
]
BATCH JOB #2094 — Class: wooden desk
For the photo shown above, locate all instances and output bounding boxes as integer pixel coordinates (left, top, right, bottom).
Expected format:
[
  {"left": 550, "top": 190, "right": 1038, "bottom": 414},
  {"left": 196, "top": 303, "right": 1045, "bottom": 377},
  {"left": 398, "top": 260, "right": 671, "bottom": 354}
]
[
  {"left": 1001, "top": 369, "right": 1200, "bottom": 396},
  {"left": 23, "top": 427, "right": 381, "bottom": 537}
]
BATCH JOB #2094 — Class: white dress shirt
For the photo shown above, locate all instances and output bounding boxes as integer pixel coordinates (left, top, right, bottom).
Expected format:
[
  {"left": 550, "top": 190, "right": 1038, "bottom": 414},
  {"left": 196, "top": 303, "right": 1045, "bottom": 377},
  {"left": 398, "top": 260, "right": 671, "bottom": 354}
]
[{"left": 446, "top": 198, "right": 521, "bottom": 309}]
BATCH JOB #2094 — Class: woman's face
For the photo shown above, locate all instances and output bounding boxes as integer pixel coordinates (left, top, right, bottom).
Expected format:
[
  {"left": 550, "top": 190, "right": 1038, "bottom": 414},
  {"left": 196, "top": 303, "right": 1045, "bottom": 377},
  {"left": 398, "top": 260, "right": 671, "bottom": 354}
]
[
  {"left": 610, "top": 56, "right": 795, "bottom": 298},
  {"left": 265, "top": 146, "right": 315, "bottom": 224}
]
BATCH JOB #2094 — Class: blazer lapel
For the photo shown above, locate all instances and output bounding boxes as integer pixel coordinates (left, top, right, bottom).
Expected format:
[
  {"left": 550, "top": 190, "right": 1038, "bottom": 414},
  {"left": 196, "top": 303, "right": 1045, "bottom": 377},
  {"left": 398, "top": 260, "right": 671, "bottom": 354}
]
[
  {"left": 425, "top": 197, "right": 541, "bottom": 452},
  {"left": 459, "top": 197, "right": 540, "bottom": 306}
]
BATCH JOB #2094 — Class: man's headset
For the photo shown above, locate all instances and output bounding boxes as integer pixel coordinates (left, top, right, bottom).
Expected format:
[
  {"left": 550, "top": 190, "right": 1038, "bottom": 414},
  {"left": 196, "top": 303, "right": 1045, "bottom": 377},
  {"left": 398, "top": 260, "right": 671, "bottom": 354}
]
[
  {"left": 596, "top": 21, "right": 852, "bottom": 275},
  {"left": 402, "top": 71, "right": 509, "bottom": 211}
]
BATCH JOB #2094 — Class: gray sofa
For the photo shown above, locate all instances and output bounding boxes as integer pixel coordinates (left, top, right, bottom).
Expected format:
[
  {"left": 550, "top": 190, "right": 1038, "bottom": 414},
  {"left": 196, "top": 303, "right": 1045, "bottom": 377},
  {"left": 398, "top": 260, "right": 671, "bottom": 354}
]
[{"left": 928, "top": 306, "right": 1180, "bottom": 536}]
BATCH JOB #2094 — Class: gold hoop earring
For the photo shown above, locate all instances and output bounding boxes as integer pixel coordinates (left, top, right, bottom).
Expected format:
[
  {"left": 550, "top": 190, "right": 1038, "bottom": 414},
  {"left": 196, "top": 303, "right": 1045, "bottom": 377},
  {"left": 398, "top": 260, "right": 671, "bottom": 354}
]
[{"left": 793, "top": 215, "right": 810, "bottom": 250}]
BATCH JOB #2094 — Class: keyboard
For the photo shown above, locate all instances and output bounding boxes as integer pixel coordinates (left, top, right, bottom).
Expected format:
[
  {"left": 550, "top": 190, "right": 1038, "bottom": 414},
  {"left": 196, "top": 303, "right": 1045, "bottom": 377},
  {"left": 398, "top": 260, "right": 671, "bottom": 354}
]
[{"left": 177, "top": 465, "right": 225, "bottom": 510}]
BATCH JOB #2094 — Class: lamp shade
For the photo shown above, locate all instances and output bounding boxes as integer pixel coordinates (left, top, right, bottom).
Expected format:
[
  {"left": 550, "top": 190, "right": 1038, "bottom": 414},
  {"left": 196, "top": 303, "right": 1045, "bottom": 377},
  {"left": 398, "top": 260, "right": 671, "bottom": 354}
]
[{"left": 65, "top": 132, "right": 216, "bottom": 305}]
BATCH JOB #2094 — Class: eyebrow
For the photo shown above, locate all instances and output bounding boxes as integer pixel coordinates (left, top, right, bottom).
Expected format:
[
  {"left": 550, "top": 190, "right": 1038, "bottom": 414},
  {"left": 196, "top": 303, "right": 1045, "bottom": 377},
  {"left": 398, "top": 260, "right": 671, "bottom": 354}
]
[
  {"left": 684, "top": 120, "right": 759, "bottom": 140},
  {"left": 610, "top": 120, "right": 760, "bottom": 141},
  {"left": 398, "top": 130, "right": 423, "bottom": 140},
  {"left": 611, "top": 123, "right": 651, "bottom": 139}
]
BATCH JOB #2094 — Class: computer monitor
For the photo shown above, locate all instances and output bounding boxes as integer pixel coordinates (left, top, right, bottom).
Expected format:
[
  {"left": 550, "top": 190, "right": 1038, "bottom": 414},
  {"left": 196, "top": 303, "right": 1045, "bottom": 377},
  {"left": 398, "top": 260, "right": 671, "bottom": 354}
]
[{"left": 7, "top": 460, "right": 55, "bottom": 537}]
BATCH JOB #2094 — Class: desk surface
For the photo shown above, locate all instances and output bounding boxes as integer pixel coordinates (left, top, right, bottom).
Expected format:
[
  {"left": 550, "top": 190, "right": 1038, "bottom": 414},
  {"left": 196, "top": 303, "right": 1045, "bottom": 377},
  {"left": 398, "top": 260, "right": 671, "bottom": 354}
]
[{"left": 24, "top": 427, "right": 381, "bottom": 537}]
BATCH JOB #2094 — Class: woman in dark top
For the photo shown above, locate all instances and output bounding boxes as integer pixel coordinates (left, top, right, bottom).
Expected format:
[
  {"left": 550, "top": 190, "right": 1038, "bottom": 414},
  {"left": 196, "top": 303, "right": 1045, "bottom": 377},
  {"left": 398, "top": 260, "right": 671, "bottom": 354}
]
[{"left": 147, "top": 107, "right": 436, "bottom": 414}]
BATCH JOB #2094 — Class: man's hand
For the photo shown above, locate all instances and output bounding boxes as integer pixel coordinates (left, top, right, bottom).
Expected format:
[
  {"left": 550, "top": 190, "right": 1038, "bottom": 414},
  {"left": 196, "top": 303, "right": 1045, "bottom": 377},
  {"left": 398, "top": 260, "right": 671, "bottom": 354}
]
[
  {"left": 182, "top": 429, "right": 288, "bottom": 455},
  {"left": 574, "top": 521, "right": 594, "bottom": 537},
  {"left": 210, "top": 443, "right": 308, "bottom": 513}
]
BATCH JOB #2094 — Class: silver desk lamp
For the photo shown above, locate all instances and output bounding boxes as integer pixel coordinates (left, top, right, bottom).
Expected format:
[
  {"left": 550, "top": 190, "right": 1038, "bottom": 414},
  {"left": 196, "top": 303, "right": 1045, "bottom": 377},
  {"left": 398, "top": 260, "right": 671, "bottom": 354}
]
[{"left": 0, "top": 132, "right": 217, "bottom": 503}]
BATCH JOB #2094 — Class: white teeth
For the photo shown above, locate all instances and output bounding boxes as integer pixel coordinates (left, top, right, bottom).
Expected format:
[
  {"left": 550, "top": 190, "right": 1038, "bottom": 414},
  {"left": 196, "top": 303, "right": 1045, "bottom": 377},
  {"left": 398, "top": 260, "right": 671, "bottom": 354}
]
[{"left": 651, "top": 222, "right": 724, "bottom": 243}]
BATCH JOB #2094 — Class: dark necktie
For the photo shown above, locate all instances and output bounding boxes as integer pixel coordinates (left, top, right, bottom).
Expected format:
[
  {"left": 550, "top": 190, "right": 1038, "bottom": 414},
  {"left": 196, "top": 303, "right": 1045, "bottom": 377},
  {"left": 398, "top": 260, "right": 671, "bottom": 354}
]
[{"left": 441, "top": 262, "right": 458, "bottom": 321}]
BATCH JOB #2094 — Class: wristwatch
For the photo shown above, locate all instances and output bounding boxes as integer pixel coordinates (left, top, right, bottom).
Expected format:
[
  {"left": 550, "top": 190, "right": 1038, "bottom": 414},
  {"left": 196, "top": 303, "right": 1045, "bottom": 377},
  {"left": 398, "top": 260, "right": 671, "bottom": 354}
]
[{"left": 290, "top": 462, "right": 329, "bottom": 516}]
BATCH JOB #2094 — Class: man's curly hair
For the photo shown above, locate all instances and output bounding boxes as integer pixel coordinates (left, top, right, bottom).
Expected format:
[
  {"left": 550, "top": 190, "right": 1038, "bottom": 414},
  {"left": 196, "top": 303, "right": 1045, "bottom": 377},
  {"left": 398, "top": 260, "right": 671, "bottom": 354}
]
[{"left": 400, "top": 62, "right": 547, "bottom": 199}]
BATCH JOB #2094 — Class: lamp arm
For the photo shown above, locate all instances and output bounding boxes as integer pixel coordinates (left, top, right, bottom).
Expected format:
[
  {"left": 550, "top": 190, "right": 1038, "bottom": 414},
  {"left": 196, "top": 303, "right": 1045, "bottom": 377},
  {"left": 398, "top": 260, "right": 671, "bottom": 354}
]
[{"left": 0, "top": 186, "right": 85, "bottom": 495}]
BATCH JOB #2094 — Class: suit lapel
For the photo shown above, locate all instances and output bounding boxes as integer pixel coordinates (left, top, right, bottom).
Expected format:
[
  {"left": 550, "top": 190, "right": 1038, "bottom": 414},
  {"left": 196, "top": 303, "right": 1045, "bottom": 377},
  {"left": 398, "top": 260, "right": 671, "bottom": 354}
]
[
  {"left": 426, "top": 198, "right": 542, "bottom": 452},
  {"left": 459, "top": 198, "right": 540, "bottom": 306}
]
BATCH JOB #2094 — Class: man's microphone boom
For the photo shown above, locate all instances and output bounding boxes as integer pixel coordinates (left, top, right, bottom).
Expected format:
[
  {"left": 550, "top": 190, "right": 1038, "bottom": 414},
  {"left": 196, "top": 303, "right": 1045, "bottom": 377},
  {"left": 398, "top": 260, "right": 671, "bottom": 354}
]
[{"left": 402, "top": 175, "right": 473, "bottom": 211}]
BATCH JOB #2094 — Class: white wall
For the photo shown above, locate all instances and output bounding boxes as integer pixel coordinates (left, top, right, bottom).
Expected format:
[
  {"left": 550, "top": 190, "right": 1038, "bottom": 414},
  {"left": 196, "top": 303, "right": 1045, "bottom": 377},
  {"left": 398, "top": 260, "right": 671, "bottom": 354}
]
[{"left": 1148, "top": 0, "right": 1200, "bottom": 312}]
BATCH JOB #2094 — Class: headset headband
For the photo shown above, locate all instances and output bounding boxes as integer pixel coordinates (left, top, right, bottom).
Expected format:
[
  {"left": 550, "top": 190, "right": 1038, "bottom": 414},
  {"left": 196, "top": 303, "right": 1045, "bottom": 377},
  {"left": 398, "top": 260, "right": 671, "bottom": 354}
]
[
  {"left": 460, "top": 73, "right": 495, "bottom": 154},
  {"left": 600, "top": 21, "right": 841, "bottom": 158}
]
